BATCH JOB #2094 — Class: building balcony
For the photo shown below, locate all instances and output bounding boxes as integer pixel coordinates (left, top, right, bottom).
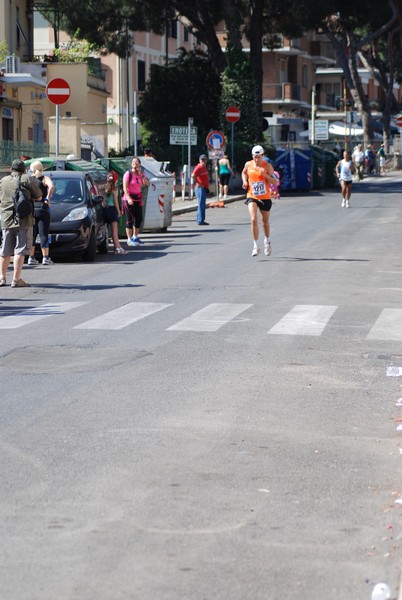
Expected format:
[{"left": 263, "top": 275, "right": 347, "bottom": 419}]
[{"left": 263, "top": 83, "right": 301, "bottom": 103}]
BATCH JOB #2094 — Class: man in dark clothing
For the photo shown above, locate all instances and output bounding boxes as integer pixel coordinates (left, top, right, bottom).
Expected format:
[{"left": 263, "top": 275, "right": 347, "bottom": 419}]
[{"left": 0, "top": 159, "right": 42, "bottom": 287}]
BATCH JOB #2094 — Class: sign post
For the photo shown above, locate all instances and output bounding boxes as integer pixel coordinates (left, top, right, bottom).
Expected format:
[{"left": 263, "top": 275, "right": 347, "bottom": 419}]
[
  {"left": 46, "top": 78, "right": 71, "bottom": 159},
  {"left": 225, "top": 106, "right": 240, "bottom": 169},
  {"left": 187, "top": 117, "right": 194, "bottom": 199},
  {"left": 397, "top": 114, "right": 402, "bottom": 160},
  {"left": 206, "top": 130, "right": 226, "bottom": 198}
]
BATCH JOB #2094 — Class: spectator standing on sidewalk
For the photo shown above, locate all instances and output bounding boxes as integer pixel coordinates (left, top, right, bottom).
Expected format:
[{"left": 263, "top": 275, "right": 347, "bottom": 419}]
[
  {"left": 365, "top": 145, "right": 376, "bottom": 174},
  {"left": 104, "top": 172, "right": 127, "bottom": 255},
  {"left": 0, "top": 159, "right": 42, "bottom": 287},
  {"left": 192, "top": 154, "right": 210, "bottom": 225},
  {"left": 218, "top": 154, "right": 234, "bottom": 199},
  {"left": 336, "top": 150, "right": 355, "bottom": 208},
  {"left": 352, "top": 144, "right": 365, "bottom": 181},
  {"left": 28, "top": 160, "right": 54, "bottom": 266},
  {"left": 122, "top": 157, "right": 150, "bottom": 247},
  {"left": 377, "top": 143, "right": 386, "bottom": 175}
]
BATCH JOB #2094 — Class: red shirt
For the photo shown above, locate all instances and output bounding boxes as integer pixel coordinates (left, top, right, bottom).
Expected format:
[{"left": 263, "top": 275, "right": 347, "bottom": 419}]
[{"left": 192, "top": 163, "right": 209, "bottom": 188}]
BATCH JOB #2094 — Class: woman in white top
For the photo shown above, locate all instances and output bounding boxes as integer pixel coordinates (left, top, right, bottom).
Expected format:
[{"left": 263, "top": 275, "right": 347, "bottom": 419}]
[{"left": 335, "top": 150, "right": 355, "bottom": 208}]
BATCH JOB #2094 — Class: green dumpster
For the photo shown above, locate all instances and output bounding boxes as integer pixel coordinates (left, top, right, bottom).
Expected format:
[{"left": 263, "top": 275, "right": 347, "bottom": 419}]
[
  {"left": 323, "top": 150, "right": 339, "bottom": 187},
  {"left": 310, "top": 145, "right": 326, "bottom": 188}
]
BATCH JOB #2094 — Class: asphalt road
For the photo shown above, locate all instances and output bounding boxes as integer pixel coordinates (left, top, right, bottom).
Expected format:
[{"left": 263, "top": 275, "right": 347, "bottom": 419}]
[{"left": 1, "top": 174, "right": 402, "bottom": 600}]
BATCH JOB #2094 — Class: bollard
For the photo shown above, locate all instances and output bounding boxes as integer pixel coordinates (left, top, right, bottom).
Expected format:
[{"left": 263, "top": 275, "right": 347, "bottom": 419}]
[
  {"left": 172, "top": 171, "right": 176, "bottom": 203},
  {"left": 181, "top": 165, "right": 187, "bottom": 202},
  {"left": 190, "top": 176, "right": 195, "bottom": 199}
]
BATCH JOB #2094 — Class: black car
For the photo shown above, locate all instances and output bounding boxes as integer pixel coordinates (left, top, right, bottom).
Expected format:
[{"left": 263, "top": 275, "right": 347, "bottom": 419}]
[{"left": 39, "top": 171, "right": 108, "bottom": 261}]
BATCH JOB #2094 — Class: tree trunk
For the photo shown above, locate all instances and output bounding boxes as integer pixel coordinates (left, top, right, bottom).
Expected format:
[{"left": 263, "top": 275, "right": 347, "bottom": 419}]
[{"left": 249, "top": 0, "right": 264, "bottom": 139}]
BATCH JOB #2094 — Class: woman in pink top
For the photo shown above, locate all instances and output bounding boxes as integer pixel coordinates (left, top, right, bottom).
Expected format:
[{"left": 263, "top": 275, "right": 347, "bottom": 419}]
[{"left": 122, "top": 157, "right": 150, "bottom": 246}]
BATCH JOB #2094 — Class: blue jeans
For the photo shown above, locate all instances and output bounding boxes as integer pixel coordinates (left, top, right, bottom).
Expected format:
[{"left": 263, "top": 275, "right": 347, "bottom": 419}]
[{"left": 195, "top": 185, "right": 207, "bottom": 224}]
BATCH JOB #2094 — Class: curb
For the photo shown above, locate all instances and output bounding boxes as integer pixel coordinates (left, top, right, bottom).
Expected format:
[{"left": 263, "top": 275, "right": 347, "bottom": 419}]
[{"left": 172, "top": 194, "right": 244, "bottom": 216}]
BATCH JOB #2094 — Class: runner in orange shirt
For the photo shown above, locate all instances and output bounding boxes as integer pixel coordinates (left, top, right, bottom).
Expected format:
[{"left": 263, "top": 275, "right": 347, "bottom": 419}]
[{"left": 242, "top": 145, "right": 278, "bottom": 257}]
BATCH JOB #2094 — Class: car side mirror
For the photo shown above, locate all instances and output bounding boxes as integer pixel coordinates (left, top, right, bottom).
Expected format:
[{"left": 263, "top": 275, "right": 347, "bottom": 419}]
[{"left": 93, "top": 195, "right": 103, "bottom": 205}]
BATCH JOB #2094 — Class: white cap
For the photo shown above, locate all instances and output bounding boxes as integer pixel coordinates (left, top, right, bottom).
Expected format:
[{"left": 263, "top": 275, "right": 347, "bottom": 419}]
[{"left": 252, "top": 145, "right": 264, "bottom": 156}]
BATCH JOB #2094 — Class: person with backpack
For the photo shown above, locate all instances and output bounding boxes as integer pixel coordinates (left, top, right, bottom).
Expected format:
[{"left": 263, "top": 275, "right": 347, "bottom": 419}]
[
  {"left": 0, "top": 159, "right": 41, "bottom": 287},
  {"left": 122, "top": 157, "right": 150, "bottom": 247},
  {"left": 28, "top": 160, "right": 55, "bottom": 266}
]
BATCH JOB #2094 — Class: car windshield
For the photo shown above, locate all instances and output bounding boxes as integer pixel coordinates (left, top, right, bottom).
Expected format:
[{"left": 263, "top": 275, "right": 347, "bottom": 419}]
[{"left": 52, "top": 178, "right": 84, "bottom": 203}]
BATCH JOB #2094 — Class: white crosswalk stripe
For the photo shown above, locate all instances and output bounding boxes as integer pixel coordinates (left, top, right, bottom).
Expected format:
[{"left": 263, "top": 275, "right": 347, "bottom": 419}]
[
  {"left": 268, "top": 304, "right": 337, "bottom": 336},
  {"left": 2, "top": 300, "right": 402, "bottom": 341},
  {"left": 367, "top": 309, "right": 402, "bottom": 340},
  {"left": 167, "top": 303, "right": 252, "bottom": 332},
  {"left": 0, "top": 302, "right": 87, "bottom": 329},
  {"left": 74, "top": 302, "right": 172, "bottom": 330}
]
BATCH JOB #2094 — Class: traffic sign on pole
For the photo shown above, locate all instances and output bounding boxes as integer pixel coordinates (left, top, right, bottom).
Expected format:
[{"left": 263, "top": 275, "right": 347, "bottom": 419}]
[
  {"left": 206, "top": 130, "right": 226, "bottom": 150},
  {"left": 396, "top": 114, "right": 402, "bottom": 127},
  {"left": 225, "top": 106, "right": 240, "bottom": 123},
  {"left": 46, "top": 78, "right": 71, "bottom": 105}
]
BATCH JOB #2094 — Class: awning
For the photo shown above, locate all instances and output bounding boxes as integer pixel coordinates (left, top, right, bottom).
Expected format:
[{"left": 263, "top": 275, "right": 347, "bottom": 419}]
[{"left": 0, "top": 73, "right": 46, "bottom": 87}]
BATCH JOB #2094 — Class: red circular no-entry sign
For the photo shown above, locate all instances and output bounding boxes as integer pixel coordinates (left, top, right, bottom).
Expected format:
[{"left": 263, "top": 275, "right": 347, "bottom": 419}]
[
  {"left": 225, "top": 105, "right": 241, "bottom": 123},
  {"left": 46, "top": 78, "right": 71, "bottom": 105},
  {"left": 396, "top": 114, "right": 402, "bottom": 128}
]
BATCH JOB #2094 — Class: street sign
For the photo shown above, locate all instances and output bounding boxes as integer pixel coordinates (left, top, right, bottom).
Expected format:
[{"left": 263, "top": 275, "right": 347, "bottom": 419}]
[
  {"left": 308, "top": 119, "right": 329, "bottom": 141},
  {"left": 396, "top": 114, "right": 402, "bottom": 128},
  {"left": 225, "top": 106, "right": 240, "bottom": 123},
  {"left": 206, "top": 130, "right": 226, "bottom": 150},
  {"left": 170, "top": 125, "right": 197, "bottom": 145},
  {"left": 46, "top": 78, "right": 71, "bottom": 105}
]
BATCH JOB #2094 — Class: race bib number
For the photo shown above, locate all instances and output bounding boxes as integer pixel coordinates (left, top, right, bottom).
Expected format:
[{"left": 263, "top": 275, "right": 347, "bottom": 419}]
[{"left": 251, "top": 181, "right": 266, "bottom": 196}]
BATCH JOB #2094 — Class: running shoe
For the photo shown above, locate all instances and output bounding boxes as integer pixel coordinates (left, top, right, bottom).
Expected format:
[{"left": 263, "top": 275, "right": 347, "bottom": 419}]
[
  {"left": 28, "top": 257, "right": 39, "bottom": 265},
  {"left": 345, "top": 201, "right": 350, "bottom": 208},
  {"left": 42, "top": 256, "right": 53, "bottom": 265},
  {"left": 127, "top": 238, "right": 137, "bottom": 247},
  {"left": 130, "top": 237, "right": 140, "bottom": 247},
  {"left": 341, "top": 198, "right": 345, "bottom": 208},
  {"left": 252, "top": 247, "right": 260, "bottom": 257},
  {"left": 264, "top": 241, "right": 272, "bottom": 256},
  {"left": 133, "top": 236, "right": 144, "bottom": 245}
]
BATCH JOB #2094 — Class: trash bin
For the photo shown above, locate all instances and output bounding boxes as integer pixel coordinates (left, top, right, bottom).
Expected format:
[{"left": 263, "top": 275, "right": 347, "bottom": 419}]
[
  {"left": 24, "top": 157, "right": 109, "bottom": 195},
  {"left": 310, "top": 145, "right": 326, "bottom": 188},
  {"left": 140, "top": 157, "right": 174, "bottom": 232},
  {"left": 323, "top": 150, "right": 339, "bottom": 187},
  {"left": 275, "top": 148, "right": 312, "bottom": 192},
  {"left": 100, "top": 157, "right": 174, "bottom": 234}
]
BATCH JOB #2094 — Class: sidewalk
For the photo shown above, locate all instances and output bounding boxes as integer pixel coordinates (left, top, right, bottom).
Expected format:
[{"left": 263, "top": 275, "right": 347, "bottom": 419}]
[{"left": 171, "top": 191, "right": 245, "bottom": 216}]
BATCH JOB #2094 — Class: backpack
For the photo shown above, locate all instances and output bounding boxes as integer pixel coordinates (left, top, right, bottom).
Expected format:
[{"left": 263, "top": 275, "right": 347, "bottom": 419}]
[{"left": 12, "top": 176, "right": 33, "bottom": 220}]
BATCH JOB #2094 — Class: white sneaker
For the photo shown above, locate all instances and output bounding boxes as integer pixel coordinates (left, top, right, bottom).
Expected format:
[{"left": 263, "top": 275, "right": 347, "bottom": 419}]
[
  {"left": 252, "top": 247, "right": 260, "bottom": 257},
  {"left": 341, "top": 198, "right": 345, "bottom": 208},
  {"left": 345, "top": 200, "right": 350, "bottom": 208},
  {"left": 42, "top": 256, "right": 53, "bottom": 265},
  {"left": 28, "top": 257, "right": 39, "bottom": 265},
  {"left": 264, "top": 241, "right": 272, "bottom": 256}
]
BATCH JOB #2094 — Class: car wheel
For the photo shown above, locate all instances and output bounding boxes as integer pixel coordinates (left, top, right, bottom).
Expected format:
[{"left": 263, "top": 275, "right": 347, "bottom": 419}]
[
  {"left": 98, "top": 225, "right": 109, "bottom": 254},
  {"left": 81, "top": 229, "right": 97, "bottom": 262}
]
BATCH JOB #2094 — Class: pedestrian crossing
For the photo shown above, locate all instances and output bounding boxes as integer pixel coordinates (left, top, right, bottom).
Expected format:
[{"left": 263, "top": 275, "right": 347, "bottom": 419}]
[{"left": 0, "top": 301, "right": 401, "bottom": 340}]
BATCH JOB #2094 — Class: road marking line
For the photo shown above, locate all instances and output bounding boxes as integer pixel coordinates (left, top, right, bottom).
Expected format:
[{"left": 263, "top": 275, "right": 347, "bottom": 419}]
[
  {"left": 367, "top": 309, "right": 402, "bottom": 340},
  {"left": 167, "top": 303, "right": 252, "bottom": 332},
  {"left": 386, "top": 367, "right": 402, "bottom": 377},
  {"left": 268, "top": 305, "right": 337, "bottom": 336},
  {"left": 0, "top": 302, "right": 87, "bottom": 329},
  {"left": 74, "top": 302, "right": 172, "bottom": 330}
]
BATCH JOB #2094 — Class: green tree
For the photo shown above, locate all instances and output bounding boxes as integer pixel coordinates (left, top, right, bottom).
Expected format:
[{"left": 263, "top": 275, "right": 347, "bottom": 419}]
[
  {"left": 0, "top": 41, "right": 10, "bottom": 62},
  {"left": 138, "top": 49, "right": 221, "bottom": 169},
  {"left": 220, "top": 47, "right": 261, "bottom": 169}
]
